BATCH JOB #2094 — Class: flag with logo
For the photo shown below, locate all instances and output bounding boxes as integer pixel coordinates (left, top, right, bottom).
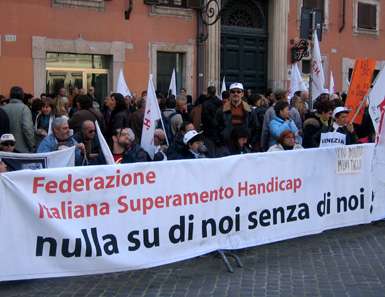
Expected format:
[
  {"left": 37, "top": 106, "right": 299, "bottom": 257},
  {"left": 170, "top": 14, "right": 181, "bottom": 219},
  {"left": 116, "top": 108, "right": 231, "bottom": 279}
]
[
  {"left": 311, "top": 31, "right": 325, "bottom": 101},
  {"left": 368, "top": 65, "right": 385, "bottom": 137},
  {"left": 141, "top": 75, "right": 162, "bottom": 159}
]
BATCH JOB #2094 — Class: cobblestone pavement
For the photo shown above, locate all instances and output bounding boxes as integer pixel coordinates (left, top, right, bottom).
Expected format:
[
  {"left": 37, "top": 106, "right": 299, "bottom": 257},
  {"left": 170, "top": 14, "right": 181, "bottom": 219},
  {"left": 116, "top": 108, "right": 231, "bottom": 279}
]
[{"left": 1, "top": 222, "right": 385, "bottom": 297}]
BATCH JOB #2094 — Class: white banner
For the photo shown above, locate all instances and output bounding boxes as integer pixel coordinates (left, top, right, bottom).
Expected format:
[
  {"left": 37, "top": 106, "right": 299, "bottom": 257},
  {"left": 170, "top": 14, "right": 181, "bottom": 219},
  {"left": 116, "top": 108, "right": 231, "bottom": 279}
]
[
  {"left": 0, "top": 146, "right": 75, "bottom": 171},
  {"left": 0, "top": 144, "right": 381, "bottom": 281},
  {"left": 372, "top": 114, "right": 385, "bottom": 220},
  {"left": 320, "top": 132, "right": 346, "bottom": 147}
]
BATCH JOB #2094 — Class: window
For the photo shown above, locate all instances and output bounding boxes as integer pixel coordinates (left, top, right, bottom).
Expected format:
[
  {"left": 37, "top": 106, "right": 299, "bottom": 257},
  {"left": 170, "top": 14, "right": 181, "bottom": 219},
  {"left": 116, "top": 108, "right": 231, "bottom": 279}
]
[
  {"left": 46, "top": 53, "right": 110, "bottom": 100},
  {"left": 357, "top": 2, "right": 377, "bottom": 30},
  {"left": 156, "top": 52, "right": 185, "bottom": 95},
  {"left": 46, "top": 53, "right": 110, "bottom": 69},
  {"left": 303, "top": 0, "right": 324, "bottom": 20},
  {"left": 52, "top": 0, "right": 105, "bottom": 10},
  {"left": 354, "top": 0, "right": 379, "bottom": 34},
  {"left": 302, "top": 60, "right": 311, "bottom": 75},
  {"left": 154, "top": 0, "right": 187, "bottom": 7}
]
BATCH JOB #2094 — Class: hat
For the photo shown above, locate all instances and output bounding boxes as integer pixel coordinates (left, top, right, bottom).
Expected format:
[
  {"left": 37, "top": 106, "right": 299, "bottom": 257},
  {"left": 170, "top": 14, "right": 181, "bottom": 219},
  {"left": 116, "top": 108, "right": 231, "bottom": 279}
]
[
  {"left": 333, "top": 106, "right": 350, "bottom": 118},
  {"left": 183, "top": 130, "right": 203, "bottom": 145},
  {"left": 0, "top": 134, "right": 15, "bottom": 143},
  {"left": 229, "top": 83, "right": 244, "bottom": 91}
]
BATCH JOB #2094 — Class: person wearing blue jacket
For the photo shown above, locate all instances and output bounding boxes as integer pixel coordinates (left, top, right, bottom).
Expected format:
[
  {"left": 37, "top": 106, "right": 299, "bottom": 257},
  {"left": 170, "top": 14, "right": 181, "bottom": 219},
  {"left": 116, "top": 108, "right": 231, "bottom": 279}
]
[
  {"left": 37, "top": 117, "right": 85, "bottom": 166},
  {"left": 269, "top": 100, "right": 301, "bottom": 147}
]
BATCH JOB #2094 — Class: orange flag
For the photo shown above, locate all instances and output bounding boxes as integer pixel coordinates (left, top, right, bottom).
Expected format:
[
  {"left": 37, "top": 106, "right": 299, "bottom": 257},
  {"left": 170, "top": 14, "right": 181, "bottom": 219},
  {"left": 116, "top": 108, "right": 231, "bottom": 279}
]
[{"left": 345, "top": 58, "right": 376, "bottom": 124}]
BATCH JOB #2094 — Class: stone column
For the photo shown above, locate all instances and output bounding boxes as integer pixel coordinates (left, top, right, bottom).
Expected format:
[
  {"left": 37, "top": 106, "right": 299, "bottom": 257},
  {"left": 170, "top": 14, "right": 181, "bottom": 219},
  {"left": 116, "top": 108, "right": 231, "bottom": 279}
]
[
  {"left": 204, "top": 0, "right": 221, "bottom": 92},
  {"left": 111, "top": 41, "right": 127, "bottom": 92},
  {"left": 32, "top": 36, "right": 47, "bottom": 96},
  {"left": 268, "top": 0, "right": 289, "bottom": 90}
]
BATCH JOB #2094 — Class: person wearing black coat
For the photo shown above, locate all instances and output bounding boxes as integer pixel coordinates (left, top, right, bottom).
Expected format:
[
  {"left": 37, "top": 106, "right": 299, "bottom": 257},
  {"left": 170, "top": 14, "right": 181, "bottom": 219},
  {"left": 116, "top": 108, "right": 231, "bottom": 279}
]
[
  {"left": 303, "top": 99, "right": 334, "bottom": 148},
  {"left": 226, "top": 126, "right": 253, "bottom": 155},
  {"left": 111, "top": 127, "right": 149, "bottom": 164},
  {"left": 105, "top": 93, "right": 130, "bottom": 144},
  {"left": 201, "top": 86, "right": 222, "bottom": 145}
]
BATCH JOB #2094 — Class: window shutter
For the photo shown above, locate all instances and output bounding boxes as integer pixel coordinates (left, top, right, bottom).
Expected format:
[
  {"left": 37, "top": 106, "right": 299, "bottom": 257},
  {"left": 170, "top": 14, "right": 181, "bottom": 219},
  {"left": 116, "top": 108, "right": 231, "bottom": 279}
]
[{"left": 357, "top": 2, "right": 377, "bottom": 30}]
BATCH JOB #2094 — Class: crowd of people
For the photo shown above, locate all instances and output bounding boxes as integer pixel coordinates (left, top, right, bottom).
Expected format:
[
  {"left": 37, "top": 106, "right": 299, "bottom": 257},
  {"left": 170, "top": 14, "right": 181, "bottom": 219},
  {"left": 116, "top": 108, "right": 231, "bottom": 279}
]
[{"left": 0, "top": 82, "right": 375, "bottom": 172}]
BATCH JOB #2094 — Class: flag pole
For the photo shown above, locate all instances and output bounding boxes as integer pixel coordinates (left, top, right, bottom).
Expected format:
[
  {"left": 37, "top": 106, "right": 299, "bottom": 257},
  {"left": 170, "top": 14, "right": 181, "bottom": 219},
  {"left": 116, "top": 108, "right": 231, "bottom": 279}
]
[
  {"left": 349, "top": 96, "right": 367, "bottom": 125},
  {"left": 309, "top": 11, "right": 316, "bottom": 111}
]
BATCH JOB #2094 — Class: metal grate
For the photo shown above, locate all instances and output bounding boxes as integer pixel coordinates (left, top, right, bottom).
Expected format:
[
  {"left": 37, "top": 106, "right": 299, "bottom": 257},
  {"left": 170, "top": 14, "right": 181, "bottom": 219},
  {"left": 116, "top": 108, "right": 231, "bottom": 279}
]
[{"left": 157, "top": 0, "right": 187, "bottom": 8}]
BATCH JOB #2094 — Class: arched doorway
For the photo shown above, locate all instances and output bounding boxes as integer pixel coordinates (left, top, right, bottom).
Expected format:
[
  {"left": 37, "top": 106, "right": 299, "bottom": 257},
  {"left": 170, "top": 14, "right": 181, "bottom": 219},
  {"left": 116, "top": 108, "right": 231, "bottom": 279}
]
[{"left": 221, "top": 0, "right": 268, "bottom": 93}]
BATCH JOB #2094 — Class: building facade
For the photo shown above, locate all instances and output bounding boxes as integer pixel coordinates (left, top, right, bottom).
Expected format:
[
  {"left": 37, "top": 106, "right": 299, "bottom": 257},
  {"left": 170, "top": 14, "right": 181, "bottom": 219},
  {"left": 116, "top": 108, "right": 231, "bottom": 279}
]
[
  {"left": 0, "top": 0, "right": 197, "bottom": 99},
  {"left": 289, "top": 0, "right": 385, "bottom": 93},
  {"left": 0, "top": 0, "right": 384, "bottom": 99}
]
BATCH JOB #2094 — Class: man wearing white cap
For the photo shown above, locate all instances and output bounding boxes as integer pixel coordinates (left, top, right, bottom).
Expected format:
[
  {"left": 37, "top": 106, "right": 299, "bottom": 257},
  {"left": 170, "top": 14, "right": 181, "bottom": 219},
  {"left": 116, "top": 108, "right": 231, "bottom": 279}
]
[
  {"left": 216, "top": 82, "right": 252, "bottom": 146},
  {"left": 332, "top": 106, "right": 357, "bottom": 145},
  {"left": 0, "top": 133, "right": 18, "bottom": 153}
]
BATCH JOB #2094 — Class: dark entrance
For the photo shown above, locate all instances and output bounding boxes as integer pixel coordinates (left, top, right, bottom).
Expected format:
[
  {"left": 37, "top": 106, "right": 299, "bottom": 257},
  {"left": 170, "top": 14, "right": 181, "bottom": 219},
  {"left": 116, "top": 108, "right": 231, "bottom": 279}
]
[{"left": 221, "top": 0, "right": 268, "bottom": 93}]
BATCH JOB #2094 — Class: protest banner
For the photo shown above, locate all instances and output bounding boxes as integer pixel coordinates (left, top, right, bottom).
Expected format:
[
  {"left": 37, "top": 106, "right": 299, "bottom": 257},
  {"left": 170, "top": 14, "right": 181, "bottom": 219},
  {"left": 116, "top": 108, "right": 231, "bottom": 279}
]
[
  {"left": 372, "top": 111, "right": 385, "bottom": 221},
  {"left": 345, "top": 58, "right": 376, "bottom": 125},
  {"left": 320, "top": 132, "right": 346, "bottom": 148},
  {"left": 0, "top": 146, "right": 75, "bottom": 171},
  {"left": 0, "top": 144, "right": 379, "bottom": 281}
]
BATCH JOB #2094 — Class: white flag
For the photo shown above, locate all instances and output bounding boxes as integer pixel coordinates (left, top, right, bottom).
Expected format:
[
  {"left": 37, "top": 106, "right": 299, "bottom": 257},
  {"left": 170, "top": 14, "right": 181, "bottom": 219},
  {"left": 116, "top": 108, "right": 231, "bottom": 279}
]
[
  {"left": 168, "top": 68, "right": 177, "bottom": 97},
  {"left": 311, "top": 31, "right": 325, "bottom": 101},
  {"left": 141, "top": 75, "right": 162, "bottom": 159},
  {"left": 329, "top": 71, "right": 335, "bottom": 96},
  {"left": 116, "top": 69, "right": 132, "bottom": 97},
  {"left": 368, "top": 66, "right": 385, "bottom": 135},
  {"left": 220, "top": 76, "right": 226, "bottom": 100},
  {"left": 95, "top": 121, "right": 115, "bottom": 165},
  {"left": 289, "top": 63, "right": 307, "bottom": 100}
]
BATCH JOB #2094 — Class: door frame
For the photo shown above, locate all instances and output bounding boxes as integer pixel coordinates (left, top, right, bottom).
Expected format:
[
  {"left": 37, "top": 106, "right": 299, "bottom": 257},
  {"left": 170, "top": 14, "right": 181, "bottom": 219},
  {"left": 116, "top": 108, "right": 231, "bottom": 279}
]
[{"left": 221, "top": 26, "right": 268, "bottom": 92}]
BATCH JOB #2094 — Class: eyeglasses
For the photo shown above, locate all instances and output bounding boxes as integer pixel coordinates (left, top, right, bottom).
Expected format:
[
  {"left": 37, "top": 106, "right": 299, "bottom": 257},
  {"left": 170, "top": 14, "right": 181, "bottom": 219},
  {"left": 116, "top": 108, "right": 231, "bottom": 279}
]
[
  {"left": 230, "top": 90, "right": 243, "bottom": 94},
  {"left": 1, "top": 141, "right": 15, "bottom": 146}
]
